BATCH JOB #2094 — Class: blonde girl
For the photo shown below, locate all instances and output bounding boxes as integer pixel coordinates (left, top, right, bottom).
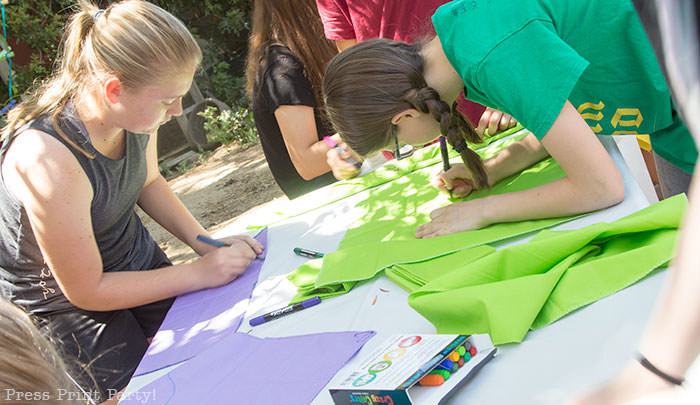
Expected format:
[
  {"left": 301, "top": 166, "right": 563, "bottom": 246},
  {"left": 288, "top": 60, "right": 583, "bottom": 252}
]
[{"left": 0, "top": 1, "right": 262, "bottom": 400}]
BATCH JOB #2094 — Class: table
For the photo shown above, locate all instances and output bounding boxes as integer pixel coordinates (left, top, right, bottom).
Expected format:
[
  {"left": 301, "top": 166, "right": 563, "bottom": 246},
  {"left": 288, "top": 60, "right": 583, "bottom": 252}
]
[{"left": 126, "top": 134, "right": 698, "bottom": 404}]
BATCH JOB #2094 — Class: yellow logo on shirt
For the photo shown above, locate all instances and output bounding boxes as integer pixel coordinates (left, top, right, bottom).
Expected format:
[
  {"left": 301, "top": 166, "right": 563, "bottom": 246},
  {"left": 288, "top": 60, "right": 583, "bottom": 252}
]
[{"left": 578, "top": 102, "right": 643, "bottom": 135}]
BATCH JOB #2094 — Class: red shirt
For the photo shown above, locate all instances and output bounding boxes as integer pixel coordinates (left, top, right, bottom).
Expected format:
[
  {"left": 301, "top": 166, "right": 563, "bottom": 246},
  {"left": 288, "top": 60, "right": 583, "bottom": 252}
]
[
  {"left": 316, "top": 0, "right": 487, "bottom": 148},
  {"left": 316, "top": 0, "right": 446, "bottom": 43}
]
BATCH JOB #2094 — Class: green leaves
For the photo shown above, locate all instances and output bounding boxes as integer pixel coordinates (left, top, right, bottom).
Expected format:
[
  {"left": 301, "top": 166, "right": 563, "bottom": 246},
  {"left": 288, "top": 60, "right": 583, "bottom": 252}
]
[{"left": 198, "top": 105, "right": 258, "bottom": 146}]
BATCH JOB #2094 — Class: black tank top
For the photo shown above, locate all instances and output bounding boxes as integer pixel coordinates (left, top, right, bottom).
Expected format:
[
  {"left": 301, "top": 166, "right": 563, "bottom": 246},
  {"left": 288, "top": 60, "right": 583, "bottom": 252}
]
[{"left": 0, "top": 102, "right": 169, "bottom": 313}]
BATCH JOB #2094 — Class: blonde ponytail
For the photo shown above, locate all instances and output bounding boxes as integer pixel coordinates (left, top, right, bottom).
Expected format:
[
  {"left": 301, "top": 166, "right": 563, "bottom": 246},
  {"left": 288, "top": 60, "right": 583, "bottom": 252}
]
[{"left": 1, "top": 0, "right": 201, "bottom": 158}]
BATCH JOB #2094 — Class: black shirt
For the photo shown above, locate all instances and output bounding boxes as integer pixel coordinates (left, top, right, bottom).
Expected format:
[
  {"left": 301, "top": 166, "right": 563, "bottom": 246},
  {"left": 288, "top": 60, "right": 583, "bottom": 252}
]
[{"left": 251, "top": 45, "right": 336, "bottom": 199}]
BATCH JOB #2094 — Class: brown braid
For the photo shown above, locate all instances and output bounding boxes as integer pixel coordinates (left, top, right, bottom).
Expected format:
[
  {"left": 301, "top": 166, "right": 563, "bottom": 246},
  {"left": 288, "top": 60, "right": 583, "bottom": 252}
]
[{"left": 402, "top": 87, "right": 489, "bottom": 189}]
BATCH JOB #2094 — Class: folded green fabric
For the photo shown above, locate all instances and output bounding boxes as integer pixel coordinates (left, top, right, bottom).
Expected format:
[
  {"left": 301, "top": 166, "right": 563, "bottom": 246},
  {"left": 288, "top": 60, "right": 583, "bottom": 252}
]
[
  {"left": 286, "top": 259, "right": 356, "bottom": 304},
  {"left": 407, "top": 194, "right": 686, "bottom": 345},
  {"left": 385, "top": 245, "right": 495, "bottom": 292}
]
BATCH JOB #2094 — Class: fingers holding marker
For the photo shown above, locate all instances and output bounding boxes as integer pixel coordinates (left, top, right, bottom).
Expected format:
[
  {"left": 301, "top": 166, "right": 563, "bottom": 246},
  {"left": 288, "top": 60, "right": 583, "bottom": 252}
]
[
  {"left": 226, "top": 235, "right": 264, "bottom": 255},
  {"left": 324, "top": 136, "right": 362, "bottom": 165},
  {"left": 448, "top": 178, "right": 474, "bottom": 198},
  {"left": 327, "top": 147, "right": 361, "bottom": 180},
  {"left": 438, "top": 165, "right": 476, "bottom": 198},
  {"left": 197, "top": 234, "right": 262, "bottom": 260}
]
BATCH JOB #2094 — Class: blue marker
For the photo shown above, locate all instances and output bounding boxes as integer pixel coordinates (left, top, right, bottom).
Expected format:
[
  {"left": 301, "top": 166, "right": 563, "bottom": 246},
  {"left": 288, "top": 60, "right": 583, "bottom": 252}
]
[
  {"left": 196, "top": 234, "right": 229, "bottom": 247},
  {"left": 436, "top": 358, "right": 454, "bottom": 371},
  {"left": 249, "top": 296, "right": 322, "bottom": 326},
  {"left": 197, "top": 234, "right": 263, "bottom": 259}
]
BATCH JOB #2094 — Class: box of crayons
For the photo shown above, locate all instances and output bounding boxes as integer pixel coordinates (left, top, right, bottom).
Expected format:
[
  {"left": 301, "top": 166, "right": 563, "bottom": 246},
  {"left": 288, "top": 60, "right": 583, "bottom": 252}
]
[{"left": 329, "top": 334, "right": 496, "bottom": 405}]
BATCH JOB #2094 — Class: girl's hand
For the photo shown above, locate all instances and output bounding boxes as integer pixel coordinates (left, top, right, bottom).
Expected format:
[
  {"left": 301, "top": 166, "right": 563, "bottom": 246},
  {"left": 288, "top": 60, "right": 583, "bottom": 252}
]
[
  {"left": 476, "top": 107, "right": 517, "bottom": 137},
  {"left": 219, "top": 235, "right": 264, "bottom": 256},
  {"left": 415, "top": 200, "right": 488, "bottom": 238},
  {"left": 432, "top": 164, "right": 476, "bottom": 198},
  {"left": 326, "top": 144, "right": 362, "bottom": 180},
  {"left": 191, "top": 241, "right": 258, "bottom": 289}
]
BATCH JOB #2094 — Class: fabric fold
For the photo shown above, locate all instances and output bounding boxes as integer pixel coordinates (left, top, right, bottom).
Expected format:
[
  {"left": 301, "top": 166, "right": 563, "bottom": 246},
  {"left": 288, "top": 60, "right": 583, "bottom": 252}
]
[{"left": 407, "top": 194, "right": 685, "bottom": 344}]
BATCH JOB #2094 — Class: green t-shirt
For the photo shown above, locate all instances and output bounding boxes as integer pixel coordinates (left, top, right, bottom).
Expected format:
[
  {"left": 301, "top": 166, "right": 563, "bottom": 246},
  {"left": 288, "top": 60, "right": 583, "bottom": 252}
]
[{"left": 432, "top": 0, "right": 697, "bottom": 173}]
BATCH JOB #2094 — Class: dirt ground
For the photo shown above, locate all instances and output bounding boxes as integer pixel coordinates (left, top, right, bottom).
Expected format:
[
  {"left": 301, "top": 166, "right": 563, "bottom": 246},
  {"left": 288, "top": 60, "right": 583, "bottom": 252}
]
[{"left": 138, "top": 142, "right": 286, "bottom": 265}]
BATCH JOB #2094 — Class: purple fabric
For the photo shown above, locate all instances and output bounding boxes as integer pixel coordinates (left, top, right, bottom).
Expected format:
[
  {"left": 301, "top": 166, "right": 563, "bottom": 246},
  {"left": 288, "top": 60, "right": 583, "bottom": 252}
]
[
  {"left": 133, "top": 228, "right": 268, "bottom": 375},
  {"left": 121, "top": 331, "right": 375, "bottom": 405}
]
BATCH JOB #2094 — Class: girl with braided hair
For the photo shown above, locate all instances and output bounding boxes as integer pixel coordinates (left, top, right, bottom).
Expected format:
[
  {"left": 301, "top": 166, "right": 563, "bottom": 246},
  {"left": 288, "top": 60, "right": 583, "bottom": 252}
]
[{"left": 323, "top": 0, "right": 697, "bottom": 238}]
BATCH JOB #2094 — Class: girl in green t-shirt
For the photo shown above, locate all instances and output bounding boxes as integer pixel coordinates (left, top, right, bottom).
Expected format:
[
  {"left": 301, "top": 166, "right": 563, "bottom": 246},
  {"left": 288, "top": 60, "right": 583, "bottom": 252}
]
[
  {"left": 322, "top": 0, "right": 695, "bottom": 238},
  {"left": 324, "top": 37, "right": 626, "bottom": 238}
]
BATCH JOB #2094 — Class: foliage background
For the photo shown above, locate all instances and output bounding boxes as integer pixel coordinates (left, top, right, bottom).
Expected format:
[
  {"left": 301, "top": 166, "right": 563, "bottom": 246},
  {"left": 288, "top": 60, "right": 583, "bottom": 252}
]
[{"left": 1, "top": 0, "right": 252, "bottom": 111}]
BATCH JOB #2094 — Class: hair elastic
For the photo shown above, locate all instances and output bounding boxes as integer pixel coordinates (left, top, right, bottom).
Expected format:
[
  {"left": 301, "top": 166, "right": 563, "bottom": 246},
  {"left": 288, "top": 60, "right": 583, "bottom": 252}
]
[
  {"left": 453, "top": 140, "right": 469, "bottom": 154},
  {"left": 637, "top": 353, "right": 684, "bottom": 386},
  {"left": 93, "top": 9, "right": 105, "bottom": 21}
]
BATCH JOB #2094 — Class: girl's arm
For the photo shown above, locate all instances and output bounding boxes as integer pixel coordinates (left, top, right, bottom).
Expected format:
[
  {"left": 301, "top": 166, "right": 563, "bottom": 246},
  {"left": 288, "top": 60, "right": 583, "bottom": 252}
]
[
  {"left": 274, "top": 105, "right": 359, "bottom": 180},
  {"left": 417, "top": 100, "right": 624, "bottom": 237},
  {"left": 136, "top": 132, "right": 263, "bottom": 256},
  {"left": 4, "top": 131, "right": 257, "bottom": 311}
]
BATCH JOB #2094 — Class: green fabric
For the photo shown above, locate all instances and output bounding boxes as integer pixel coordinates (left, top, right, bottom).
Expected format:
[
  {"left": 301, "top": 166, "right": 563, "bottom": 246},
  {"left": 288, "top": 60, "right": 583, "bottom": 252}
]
[
  {"left": 385, "top": 245, "right": 495, "bottom": 292},
  {"left": 286, "top": 258, "right": 357, "bottom": 303},
  {"left": 433, "top": 0, "right": 696, "bottom": 172},
  {"left": 287, "top": 130, "right": 586, "bottom": 303},
  {"left": 407, "top": 194, "right": 686, "bottom": 345},
  {"left": 338, "top": 135, "right": 570, "bottom": 249},
  {"left": 250, "top": 125, "right": 526, "bottom": 231}
]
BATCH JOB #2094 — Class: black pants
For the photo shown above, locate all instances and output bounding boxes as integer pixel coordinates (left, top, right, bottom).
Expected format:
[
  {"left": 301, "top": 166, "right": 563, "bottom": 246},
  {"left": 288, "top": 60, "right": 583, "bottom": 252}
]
[
  {"left": 41, "top": 297, "right": 174, "bottom": 401},
  {"left": 38, "top": 251, "right": 174, "bottom": 402}
]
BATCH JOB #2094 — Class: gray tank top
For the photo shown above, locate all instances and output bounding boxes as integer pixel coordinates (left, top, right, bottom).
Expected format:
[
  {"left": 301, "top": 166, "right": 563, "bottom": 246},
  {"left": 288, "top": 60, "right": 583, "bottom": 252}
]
[{"left": 0, "top": 102, "right": 169, "bottom": 313}]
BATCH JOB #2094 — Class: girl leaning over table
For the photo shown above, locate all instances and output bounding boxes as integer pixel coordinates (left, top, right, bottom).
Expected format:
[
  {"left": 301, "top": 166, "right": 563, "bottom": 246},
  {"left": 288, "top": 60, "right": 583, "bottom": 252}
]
[
  {"left": 322, "top": 0, "right": 697, "bottom": 238},
  {"left": 0, "top": 0, "right": 262, "bottom": 401}
]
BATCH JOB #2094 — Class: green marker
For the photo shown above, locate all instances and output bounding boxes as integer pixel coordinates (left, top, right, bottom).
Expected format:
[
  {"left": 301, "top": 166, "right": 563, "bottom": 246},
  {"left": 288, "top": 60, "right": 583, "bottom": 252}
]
[
  {"left": 293, "top": 247, "right": 324, "bottom": 259},
  {"left": 428, "top": 369, "right": 451, "bottom": 381}
]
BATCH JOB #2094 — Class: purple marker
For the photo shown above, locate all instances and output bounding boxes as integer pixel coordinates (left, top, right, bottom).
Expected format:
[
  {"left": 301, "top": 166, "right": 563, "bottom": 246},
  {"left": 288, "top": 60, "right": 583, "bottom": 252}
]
[{"left": 249, "top": 296, "right": 322, "bottom": 326}]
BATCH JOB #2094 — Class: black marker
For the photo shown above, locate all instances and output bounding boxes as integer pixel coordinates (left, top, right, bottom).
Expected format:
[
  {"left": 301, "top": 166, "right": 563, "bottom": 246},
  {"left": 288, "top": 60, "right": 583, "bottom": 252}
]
[
  {"left": 249, "top": 296, "right": 322, "bottom": 326},
  {"left": 439, "top": 136, "right": 453, "bottom": 198}
]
